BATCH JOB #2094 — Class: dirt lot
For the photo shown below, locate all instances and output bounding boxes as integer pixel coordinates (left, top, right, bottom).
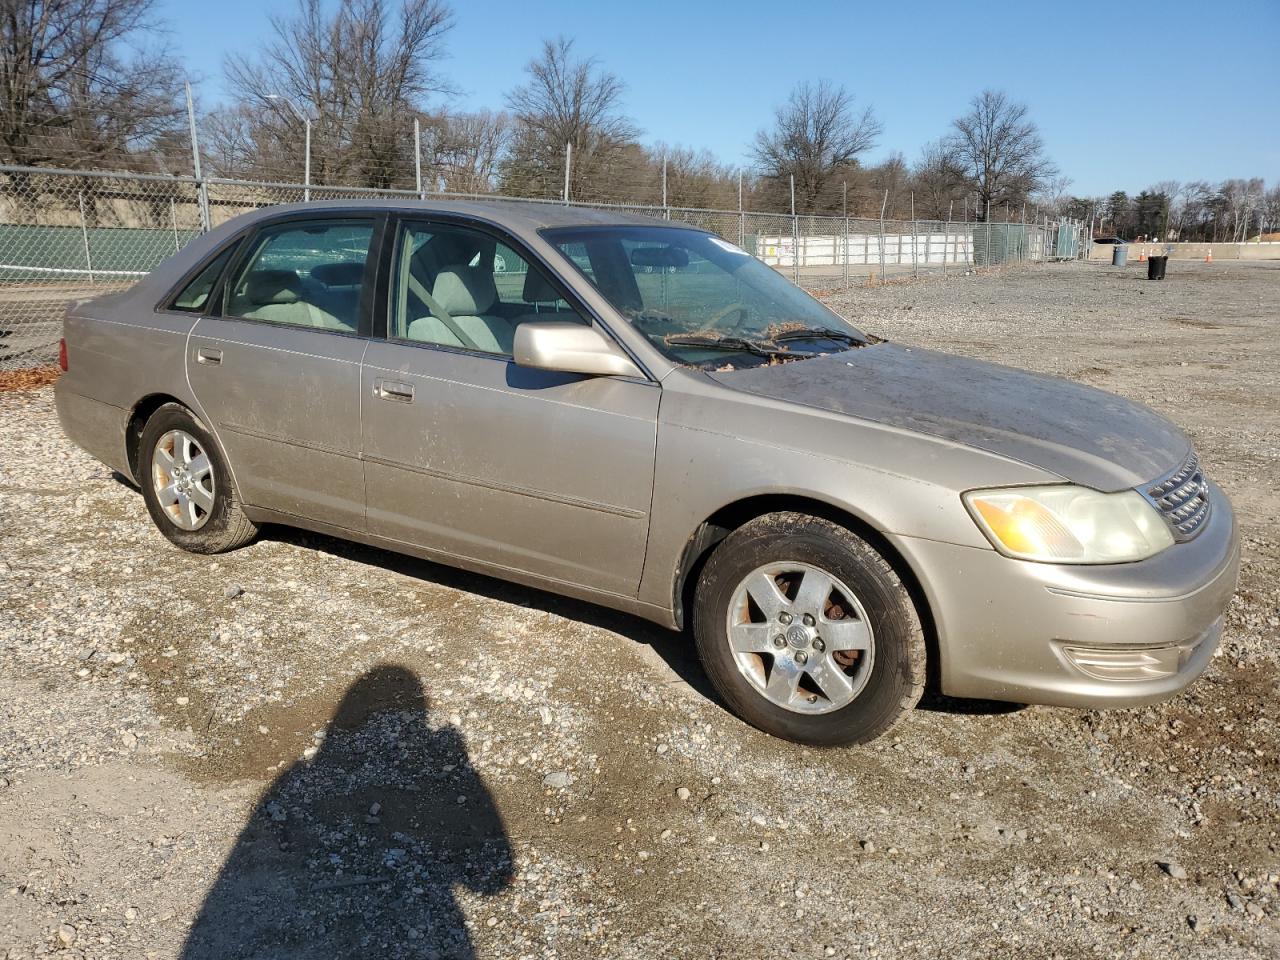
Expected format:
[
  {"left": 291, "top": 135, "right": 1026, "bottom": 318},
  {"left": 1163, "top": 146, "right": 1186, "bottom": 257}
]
[{"left": 1, "top": 260, "right": 1277, "bottom": 960}]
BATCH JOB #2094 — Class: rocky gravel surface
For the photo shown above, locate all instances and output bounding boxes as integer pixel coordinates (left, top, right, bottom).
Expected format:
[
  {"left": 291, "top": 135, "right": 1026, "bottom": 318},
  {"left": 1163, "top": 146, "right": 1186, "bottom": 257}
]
[{"left": 1, "top": 259, "right": 1277, "bottom": 959}]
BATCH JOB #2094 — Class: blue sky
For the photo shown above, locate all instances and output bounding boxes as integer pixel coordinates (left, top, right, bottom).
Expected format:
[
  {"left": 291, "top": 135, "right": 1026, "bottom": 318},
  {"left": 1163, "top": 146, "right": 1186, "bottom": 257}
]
[{"left": 157, "top": 0, "right": 1279, "bottom": 197}]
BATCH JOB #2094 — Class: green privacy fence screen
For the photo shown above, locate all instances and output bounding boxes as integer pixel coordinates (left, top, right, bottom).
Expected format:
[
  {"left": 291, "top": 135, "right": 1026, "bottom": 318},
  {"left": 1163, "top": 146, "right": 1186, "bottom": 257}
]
[{"left": 0, "top": 223, "right": 200, "bottom": 281}]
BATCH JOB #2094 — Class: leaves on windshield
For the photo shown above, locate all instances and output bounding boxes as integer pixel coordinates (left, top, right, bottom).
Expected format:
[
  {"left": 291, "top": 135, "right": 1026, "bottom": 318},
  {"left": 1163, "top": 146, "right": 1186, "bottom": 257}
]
[{"left": 763, "top": 320, "right": 811, "bottom": 339}]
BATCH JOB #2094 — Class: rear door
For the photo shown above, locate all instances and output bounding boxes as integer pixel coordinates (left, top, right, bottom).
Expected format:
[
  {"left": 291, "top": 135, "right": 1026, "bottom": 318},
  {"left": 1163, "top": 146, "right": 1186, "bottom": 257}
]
[
  {"left": 187, "top": 215, "right": 380, "bottom": 531},
  {"left": 360, "top": 216, "right": 659, "bottom": 598}
]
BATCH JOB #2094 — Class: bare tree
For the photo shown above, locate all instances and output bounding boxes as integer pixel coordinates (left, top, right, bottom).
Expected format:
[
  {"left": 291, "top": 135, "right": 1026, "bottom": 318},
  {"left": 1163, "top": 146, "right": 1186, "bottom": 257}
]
[
  {"left": 649, "top": 143, "right": 737, "bottom": 209},
  {"left": 1032, "top": 174, "right": 1074, "bottom": 218},
  {"left": 202, "top": 105, "right": 264, "bottom": 177},
  {"left": 500, "top": 36, "right": 638, "bottom": 201},
  {"left": 419, "top": 109, "right": 512, "bottom": 194},
  {"left": 751, "top": 80, "right": 881, "bottom": 214},
  {"left": 863, "top": 152, "right": 908, "bottom": 220},
  {"left": 0, "top": 0, "right": 185, "bottom": 169},
  {"left": 1220, "top": 178, "right": 1265, "bottom": 241},
  {"left": 910, "top": 140, "right": 968, "bottom": 219},
  {"left": 220, "top": 0, "right": 453, "bottom": 188},
  {"left": 946, "top": 90, "right": 1055, "bottom": 218},
  {"left": 1262, "top": 184, "right": 1280, "bottom": 240}
]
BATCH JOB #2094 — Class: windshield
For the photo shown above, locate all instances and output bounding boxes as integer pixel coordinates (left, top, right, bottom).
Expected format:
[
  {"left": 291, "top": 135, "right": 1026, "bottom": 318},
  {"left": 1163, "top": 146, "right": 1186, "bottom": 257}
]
[{"left": 542, "top": 226, "right": 868, "bottom": 368}]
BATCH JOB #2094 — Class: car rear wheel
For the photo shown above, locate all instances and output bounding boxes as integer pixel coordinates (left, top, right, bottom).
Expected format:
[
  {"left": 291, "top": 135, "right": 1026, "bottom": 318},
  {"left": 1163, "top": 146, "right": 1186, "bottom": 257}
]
[
  {"left": 138, "top": 403, "right": 257, "bottom": 553},
  {"left": 692, "top": 512, "right": 925, "bottom": 746}
]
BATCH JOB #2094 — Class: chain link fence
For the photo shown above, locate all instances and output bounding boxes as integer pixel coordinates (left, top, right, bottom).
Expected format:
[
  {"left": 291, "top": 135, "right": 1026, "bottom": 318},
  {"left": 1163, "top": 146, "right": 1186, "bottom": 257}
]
[{"left": 0, "top": 164, "right": 1086, "bottom": 370}]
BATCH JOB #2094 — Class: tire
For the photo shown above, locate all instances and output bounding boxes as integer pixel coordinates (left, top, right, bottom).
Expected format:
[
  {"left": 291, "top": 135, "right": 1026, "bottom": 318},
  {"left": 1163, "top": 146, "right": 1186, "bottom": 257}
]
[
  {"left": 138, "top": 403, "right": 258, "bottom": 554},
  {"left": 692, "top": 512, "right": 925, "bottom": 746}
]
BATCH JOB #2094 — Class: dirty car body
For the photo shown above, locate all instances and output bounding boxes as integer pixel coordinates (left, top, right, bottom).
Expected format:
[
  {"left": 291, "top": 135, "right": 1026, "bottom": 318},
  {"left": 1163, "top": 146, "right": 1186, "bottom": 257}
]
[{"left": 55, "top": 199, "right": 1240, "bottom": 745}]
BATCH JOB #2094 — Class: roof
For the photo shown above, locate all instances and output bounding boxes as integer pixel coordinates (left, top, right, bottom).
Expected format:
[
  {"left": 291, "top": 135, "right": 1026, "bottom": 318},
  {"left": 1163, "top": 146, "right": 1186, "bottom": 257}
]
[
  {"left": 224, "top": 196, "right": 679, "bottom": 233},
  {"left": 128, "top": 195, "right": 693, "bottom": 304}
]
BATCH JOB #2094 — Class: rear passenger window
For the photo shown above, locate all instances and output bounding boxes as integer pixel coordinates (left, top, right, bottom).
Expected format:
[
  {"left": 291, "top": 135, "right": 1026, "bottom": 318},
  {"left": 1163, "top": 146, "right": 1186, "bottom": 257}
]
[
  {"left": 390, "top": 221, "right": 585, "bottom": 357},
  {"left": 223, "top": 220, "right": 374, "bottom": 332},
  {"left": 169, "top": 244, "right": 237, "bottom": 313}
]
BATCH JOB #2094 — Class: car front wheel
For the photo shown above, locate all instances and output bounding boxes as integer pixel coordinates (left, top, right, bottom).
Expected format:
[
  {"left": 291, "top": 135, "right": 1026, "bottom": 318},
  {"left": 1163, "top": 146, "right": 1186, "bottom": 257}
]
[
  {"left": 138, "top": 403, "right": 258, "bottom": 554},
  {"left": 693, "top": 512, "right": 926, "bottom": 746}
]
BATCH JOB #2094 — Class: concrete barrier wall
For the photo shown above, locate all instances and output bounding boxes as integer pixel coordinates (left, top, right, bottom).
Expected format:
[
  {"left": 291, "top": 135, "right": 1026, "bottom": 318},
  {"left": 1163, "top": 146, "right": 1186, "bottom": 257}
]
[
  {"left": 1088, "top": 242, "right": 1280, "bottom": 262},
  {"left": 755, "top": 233, "right": 977, "bottom": 267}
]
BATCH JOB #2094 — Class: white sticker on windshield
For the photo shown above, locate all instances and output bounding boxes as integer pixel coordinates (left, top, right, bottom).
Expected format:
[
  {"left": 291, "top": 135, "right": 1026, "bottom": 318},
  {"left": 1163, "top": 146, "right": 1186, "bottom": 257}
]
[{"left": 707, "top": 237, "right": 749, "bottom": 256}]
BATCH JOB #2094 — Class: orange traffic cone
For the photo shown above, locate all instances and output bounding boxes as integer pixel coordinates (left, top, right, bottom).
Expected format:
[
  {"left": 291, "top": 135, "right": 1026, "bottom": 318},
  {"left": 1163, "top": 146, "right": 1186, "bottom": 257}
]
[
  {"left": 1205, "top": 248, "right": 1213, "bottom": 263},
  {"left": 1138, "top": 249, "right": 1146, "bottom": 262}
]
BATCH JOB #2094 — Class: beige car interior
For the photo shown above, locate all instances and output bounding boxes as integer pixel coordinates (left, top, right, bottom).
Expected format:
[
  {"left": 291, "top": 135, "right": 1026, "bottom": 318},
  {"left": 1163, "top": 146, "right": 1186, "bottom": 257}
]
[
  {"left": 230, "top": 269, "right": 352, "bottom": 331},
  {"left": 406, "top": 264, "right": 516, "bottom": 354},
  {"left": 227, "top": 226, "right": 370, "bottom": 332},
  {"left": 397, "top": 225, "right": 585, "bottom": 356}
]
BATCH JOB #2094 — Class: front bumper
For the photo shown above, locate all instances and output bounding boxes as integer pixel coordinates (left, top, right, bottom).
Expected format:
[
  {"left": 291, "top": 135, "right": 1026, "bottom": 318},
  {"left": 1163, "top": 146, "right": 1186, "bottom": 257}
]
[{"left": 891, "top": 481, "right": 1240, "bottom": 708}]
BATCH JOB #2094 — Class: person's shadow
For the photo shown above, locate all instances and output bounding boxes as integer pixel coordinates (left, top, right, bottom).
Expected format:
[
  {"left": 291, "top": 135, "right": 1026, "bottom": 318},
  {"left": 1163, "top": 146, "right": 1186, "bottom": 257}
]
[{"left": 181, "top": 665, "right": 511, "bottom": 960}]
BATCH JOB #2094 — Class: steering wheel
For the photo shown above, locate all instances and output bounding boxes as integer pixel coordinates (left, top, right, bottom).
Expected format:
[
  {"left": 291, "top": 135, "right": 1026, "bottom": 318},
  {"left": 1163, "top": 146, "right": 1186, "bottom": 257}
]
[{"left": 705, "top": 302, "right": 749, "bottom": 330}]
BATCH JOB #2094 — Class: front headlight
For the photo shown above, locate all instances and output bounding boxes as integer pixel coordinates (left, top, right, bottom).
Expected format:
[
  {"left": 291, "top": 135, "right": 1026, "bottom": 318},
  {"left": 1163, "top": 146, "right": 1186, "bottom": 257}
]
[{"left": 963, "top": 485, "right": 1174, "bottom": 564}]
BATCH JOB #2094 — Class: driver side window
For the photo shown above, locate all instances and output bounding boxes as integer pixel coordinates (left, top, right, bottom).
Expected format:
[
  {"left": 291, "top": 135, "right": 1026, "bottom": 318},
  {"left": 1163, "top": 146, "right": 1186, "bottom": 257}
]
[{"left": 390, "top": 221, "right": 586, "bottom": 356}]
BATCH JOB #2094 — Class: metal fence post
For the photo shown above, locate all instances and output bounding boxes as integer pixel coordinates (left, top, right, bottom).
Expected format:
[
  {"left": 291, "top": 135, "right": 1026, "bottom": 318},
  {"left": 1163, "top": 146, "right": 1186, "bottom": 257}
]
[
  {"left": 77, "top": 191, "right": 94, "bottom": 283},
  {"left": 737, "top": 171, "right": 745, "bottom": 248},
  {"left": 910, "top": 192, "right": 919, "bottom": 279},
  {"left": 302, "top": 116, "right": 311, "bottom": 202},
  {"left": 943, "top": 200, "right": 952, "bottom": 278},
  {"left": 842, "top": 181, "right": 849, "bottom": 289},
  {"left": 414, "top": 117, "right": 424, "bottom": 200},
  {"left": 563, "top": 142, "right": 572, "bottom": 204},
  {"left": 790, "top": 174, "right": 798, "bottom": 284},
  {"left": 185, "top": 80, "right": 210, "bottom": 233},
  {"left": 170, "top": 197, "right": 180, "bottom": 252},
  {"left": 985, "top": 200, "right": 992, "bottom": 269},
  {"left": 923, "top": 201, "right": 932, "bottom": 276},
  {"left": 662, "top": 153, "right": 669, "bottom": 220},
  {"left": 878, "top": 189, "right": 887, "bottom": 283}
]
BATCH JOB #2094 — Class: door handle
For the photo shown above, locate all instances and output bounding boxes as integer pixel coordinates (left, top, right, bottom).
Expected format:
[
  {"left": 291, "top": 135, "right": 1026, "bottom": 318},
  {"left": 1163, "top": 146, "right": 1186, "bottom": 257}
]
[
  {"left": 376, "top": 380, "right": 414, "bottom": 403},
  {"left": 196, "top": 347, "right": 223, "bottom": 366}
]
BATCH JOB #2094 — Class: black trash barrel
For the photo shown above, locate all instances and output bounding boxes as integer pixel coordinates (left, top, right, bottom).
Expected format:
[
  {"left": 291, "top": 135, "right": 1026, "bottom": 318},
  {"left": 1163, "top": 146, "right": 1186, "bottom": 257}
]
[{"left": 1147, "top": 255, "right": 1168, "bottom": 280}]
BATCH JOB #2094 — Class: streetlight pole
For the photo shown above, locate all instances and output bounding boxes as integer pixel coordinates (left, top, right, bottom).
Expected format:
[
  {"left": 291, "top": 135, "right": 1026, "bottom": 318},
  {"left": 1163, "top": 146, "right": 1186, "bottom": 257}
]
[{"left": 267, "top": 94, "right": 313, "bottom": 201}]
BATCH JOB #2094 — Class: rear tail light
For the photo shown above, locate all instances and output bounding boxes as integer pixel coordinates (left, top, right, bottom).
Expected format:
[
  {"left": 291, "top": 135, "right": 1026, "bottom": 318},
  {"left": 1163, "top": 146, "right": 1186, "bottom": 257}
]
[{"left": 58, "top": 337, "right": 68, "bottom": 372}]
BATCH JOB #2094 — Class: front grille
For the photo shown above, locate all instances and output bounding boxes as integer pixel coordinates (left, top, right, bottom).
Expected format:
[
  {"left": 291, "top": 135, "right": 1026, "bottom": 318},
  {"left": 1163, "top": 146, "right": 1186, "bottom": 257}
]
[{"left": 1143, "top": 452, "right": 1211, "bottom": 541}]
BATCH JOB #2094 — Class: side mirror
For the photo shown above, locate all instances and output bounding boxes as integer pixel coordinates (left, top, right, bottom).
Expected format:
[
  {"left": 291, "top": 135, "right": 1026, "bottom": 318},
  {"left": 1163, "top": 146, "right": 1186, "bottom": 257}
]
[{"left": 513, "top": 321, "right": 643, "bottom": 378}]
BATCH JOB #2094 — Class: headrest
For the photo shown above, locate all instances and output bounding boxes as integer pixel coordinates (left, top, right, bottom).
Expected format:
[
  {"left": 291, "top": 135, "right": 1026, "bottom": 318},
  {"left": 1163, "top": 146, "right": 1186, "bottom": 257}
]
[
  {"left": 311, "top": 261, "right": 364, "bottom": 287},
  {"left": 244, "top": 269, "right": 301, "bottom": 305},
  {"left": 432, "top": 265, "right": 497, "bottom": 316},
  {"left": 522, "top": 268, "right": 560, "bottom": 303}
]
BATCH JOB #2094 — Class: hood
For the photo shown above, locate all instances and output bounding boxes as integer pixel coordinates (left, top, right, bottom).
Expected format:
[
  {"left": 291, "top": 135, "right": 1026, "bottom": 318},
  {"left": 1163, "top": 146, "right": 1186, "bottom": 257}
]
[{"left": 709, "top": 343, "right": 1190, "bottom": 491}]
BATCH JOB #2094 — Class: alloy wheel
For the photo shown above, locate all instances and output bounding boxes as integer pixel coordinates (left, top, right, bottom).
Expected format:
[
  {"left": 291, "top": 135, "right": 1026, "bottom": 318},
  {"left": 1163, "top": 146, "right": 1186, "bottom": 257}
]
[
  {"left": 151, "top": 429, "right": 215, "bottom": 531},
  {"left": 725, "top": 561, "right": 875, "bottom": 714}
]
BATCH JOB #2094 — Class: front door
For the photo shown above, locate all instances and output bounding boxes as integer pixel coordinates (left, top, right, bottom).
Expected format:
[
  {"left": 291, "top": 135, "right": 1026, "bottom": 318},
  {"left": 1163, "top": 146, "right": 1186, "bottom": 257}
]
[
  {"left": 187, "top": 216, "right": 378, "bottom": 531},
  {"left": 361, "top": 217, "right": 659, "bottom": 598}
]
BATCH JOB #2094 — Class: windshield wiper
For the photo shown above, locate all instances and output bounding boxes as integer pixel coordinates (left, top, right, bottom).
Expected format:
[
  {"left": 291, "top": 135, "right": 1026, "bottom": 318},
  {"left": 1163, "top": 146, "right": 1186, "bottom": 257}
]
[
  {"left": 664, "top": 334, "right": 793, "bottom": 359},
  {"left": 767, "top": 327, "right": 866, "bottom": 346}
]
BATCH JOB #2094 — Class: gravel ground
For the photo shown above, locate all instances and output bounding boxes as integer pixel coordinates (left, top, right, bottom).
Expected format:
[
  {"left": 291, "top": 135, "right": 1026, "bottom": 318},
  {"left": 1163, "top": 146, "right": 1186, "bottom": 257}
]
[{"left": 1, "top": 259, "right": 1277, "bottom": 960}]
